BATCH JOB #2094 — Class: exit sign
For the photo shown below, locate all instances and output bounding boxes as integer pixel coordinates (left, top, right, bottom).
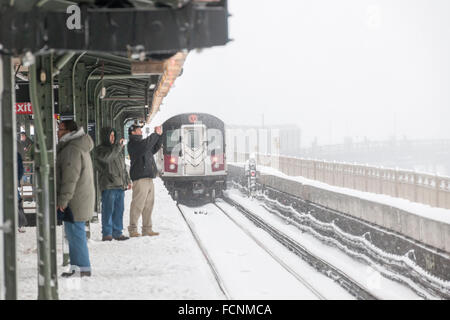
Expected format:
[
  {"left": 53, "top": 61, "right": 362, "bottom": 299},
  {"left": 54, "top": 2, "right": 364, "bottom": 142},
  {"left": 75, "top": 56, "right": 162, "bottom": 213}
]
[{"left": 16, "top": 102, "right": 33, "bottom": 114}]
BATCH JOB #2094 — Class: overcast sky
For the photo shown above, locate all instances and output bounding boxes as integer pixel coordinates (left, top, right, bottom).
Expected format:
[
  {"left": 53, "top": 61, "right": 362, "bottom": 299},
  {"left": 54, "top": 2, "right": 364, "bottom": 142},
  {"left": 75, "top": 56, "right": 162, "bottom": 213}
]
[{"left": 152, "top": 0, "right": 450, "bottom": 147}]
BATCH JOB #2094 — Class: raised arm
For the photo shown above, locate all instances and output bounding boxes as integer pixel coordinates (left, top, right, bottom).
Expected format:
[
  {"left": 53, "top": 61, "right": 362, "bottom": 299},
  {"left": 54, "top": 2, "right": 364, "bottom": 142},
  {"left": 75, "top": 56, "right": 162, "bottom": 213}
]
[
  {"left": 151, "top": 134, "right": 163, "bottom": 154},
  {"left": 96, "top": 144, "right": 122, "bottom": 163}
]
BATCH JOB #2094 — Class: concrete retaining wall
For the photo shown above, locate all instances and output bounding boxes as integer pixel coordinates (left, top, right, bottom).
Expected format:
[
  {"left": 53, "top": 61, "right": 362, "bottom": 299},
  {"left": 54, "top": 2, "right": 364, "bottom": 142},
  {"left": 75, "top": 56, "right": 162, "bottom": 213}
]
[{"left": 228, "top": 164, "right": 450, "bottom": 253}]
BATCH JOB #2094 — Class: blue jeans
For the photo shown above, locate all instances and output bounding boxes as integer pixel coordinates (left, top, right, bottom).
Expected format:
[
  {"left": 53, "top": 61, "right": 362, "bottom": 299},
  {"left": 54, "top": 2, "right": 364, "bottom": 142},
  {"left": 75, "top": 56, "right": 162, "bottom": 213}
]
[
  {"left": 101, "top": 189, "right": 125, "bottom": 238},
  {"left": 64, "top": 221, "right": 91, "bottom": 272}
]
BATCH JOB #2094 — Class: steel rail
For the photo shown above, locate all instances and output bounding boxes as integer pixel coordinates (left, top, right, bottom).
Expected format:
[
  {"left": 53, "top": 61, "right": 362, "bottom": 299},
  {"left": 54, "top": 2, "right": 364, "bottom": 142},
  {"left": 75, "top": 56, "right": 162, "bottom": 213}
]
[
  {"left": 213, "top": 202, "right": 326, "bottom": 300},
  {"left": 222, "top": 196, "right": 380, "bottom": 300},
  {"left": 257, "top": 184, "right": 448, "bottom": 299},
  {"left": 176, "top": 204, "right": 231, "bottom": 300}
]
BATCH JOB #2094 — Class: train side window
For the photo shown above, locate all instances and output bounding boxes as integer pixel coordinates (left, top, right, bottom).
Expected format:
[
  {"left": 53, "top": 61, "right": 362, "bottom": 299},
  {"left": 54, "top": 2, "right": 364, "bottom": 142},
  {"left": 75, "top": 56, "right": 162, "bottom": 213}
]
[
  {"left": 166, "top": 129, "right": 181, "bottom": 155},
  {"left": 207, "top": 128, "right": 223, "bottom": 154}
]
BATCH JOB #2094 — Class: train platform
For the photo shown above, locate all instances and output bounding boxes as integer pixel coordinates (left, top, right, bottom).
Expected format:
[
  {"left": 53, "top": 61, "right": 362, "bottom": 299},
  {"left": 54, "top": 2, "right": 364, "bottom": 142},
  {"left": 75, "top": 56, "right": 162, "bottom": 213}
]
[
  {"left": 16, "top": 179, "right": 222, "bottom": 300},
  {"left": 15, "top": 176, "right": 446, "bottom": 299}
]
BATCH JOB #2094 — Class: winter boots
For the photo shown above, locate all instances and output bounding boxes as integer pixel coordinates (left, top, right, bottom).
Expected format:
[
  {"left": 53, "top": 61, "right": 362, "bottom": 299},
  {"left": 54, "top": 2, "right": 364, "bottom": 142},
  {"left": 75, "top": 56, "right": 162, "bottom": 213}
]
[
  {"left": 114, "top": 235, "right": 130, "bottom": 241},
  {"left": 102, "top": 235, "right": 113, "bottom": 241},
  {"left": 128, "top": 226, "right": 159, "bottom": 237},
  {"left": 103, "top": 234, "right": 129, "bottom": 241},
  {"left": 128, "top": 230, "right": 141, "bottom": 238},
  {"left": 142, "top": 230, "right": 159, "bottom": 237},
  {"left": 61, "top": 270, "right": 91, "bottom": 278}
]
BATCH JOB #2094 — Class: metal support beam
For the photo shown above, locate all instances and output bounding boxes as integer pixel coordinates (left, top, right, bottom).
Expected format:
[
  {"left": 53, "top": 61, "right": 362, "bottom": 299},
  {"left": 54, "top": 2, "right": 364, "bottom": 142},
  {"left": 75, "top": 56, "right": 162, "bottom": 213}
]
[
  {"left": 89, "top": 75, "right": 150, "bottom": 81},
  {"left": 74, "top": 62, "right": 87, "bottom": 124},
  {"left": 101, "top": 97, "right": 145, "bottom": 101},
  {"left": 1, "top": 54, "right": 18, "bottom": 300},
  {"left": 52, "top": 52, "right": 75, "bottom": 77},
  {"left": 29, "top": 54, "right": 58, "bottom": 300},
  {"left": 0, "top": 3, "right": 229, "bottom": 55},
  {"left": 57, "top": 62, "right": 73, "bottom": 116}
]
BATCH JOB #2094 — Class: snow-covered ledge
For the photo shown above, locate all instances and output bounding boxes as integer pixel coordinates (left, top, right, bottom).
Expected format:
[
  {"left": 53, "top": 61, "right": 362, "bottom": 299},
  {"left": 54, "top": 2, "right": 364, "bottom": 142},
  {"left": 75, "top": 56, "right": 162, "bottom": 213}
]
[{"left": 228, "top": 163, "right": 450, "bottom": 254}]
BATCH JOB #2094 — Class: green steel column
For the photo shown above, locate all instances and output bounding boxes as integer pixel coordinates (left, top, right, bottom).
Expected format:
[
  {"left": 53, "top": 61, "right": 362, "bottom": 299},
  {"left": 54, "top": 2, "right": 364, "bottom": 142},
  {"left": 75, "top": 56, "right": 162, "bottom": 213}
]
[
  {"left": 57, "top": 62, "right": 73, "bottom": 116},
  {"left": 29, "top": 55, "right": 58, "bottom": 300},
  {"left": 74, "top": 63, "right": 87, "bottom": 125},
  {"left": 1, "top": 54, "right": 18, "bottom": 300},
  {"left": 25, "top": 117, "right": 31, "bottom": 139},
  {"left": 58, "top": 61, "right": 75, "bottom": 261},
  {"left": 74, "top": 62, "right": 93, "bottom": 234}
]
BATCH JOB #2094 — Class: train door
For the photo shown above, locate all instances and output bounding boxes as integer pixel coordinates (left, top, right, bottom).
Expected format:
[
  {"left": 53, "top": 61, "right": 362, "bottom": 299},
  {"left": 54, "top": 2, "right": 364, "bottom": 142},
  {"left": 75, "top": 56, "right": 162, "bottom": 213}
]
[{"left": 181, "top": 124, "right": 206, "bottom": 176}]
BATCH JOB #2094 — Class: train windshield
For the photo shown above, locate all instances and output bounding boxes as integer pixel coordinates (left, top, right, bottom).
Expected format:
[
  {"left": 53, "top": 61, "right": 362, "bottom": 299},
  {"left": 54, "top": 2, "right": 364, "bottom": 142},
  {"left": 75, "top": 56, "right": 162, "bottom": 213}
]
[
  {"left": 187, "top": 128, "right": 201, "bottom": 149},
  {"left": 165, "top": 129, "right": 180, "bottom": 153}
]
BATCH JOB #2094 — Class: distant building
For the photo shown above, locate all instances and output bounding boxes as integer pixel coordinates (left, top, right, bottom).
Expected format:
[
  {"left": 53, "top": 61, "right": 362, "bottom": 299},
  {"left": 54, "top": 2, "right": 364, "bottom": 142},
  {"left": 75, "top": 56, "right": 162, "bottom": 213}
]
[{"left": 226, "top": 124, "right": 302, "bottom": 160}]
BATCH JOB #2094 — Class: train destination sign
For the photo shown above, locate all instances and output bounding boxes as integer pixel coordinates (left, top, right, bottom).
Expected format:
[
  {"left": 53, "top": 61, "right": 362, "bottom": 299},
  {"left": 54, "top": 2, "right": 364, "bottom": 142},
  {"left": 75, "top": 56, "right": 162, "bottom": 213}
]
[{"left": 189, "top": 114, "right": 198, "bottom": 123}]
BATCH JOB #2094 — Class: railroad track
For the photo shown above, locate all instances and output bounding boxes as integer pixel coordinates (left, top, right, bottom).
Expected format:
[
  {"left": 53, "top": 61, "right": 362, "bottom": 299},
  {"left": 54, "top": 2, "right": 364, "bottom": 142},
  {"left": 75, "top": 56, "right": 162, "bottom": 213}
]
[
  {"left": 213, "top": 202, "right": 326, "bottom": 300},
  {"left": 176, "top": 202, "right": 327, "bottom": 300},
  {"left": 220, "top": 196, "right": 380, "bottom": 300},
  {"left": 176, "top": 204, "right": 231, "bottom": 300},
  {"left": 230, "top": 179, "right": 449, "bottom": 299},
  {"left": 258, "top": 183, "right": 448, "bottom": 299}
]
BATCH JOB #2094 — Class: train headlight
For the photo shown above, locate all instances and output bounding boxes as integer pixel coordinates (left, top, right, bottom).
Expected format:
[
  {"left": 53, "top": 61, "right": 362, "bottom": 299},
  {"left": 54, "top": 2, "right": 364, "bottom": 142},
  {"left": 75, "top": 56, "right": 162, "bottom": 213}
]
[
  {"left": 211, "top": 154, "right": 224, "bottom": 172},
  {"left": 164, "top": 155, "right": 178, "bottom": 172}
]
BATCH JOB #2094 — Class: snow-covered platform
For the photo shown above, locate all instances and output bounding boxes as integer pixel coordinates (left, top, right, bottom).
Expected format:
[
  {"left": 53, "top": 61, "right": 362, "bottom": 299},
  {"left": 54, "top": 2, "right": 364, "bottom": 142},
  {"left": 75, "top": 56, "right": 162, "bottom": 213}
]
[{"left": 17, "top": 179, "right": 223, "bottom": 300}]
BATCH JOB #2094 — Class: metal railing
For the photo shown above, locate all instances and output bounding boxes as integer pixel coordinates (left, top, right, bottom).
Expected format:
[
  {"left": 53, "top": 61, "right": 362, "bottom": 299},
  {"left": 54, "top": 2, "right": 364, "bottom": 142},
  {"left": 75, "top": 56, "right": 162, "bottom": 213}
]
[{"left": 234, "top": 153, "right": 450, "bottom": 210}]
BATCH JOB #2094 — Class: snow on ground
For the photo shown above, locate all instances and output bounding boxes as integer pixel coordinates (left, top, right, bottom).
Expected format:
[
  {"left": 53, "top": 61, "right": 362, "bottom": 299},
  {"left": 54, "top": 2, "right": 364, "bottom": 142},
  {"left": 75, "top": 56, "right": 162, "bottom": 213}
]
[
  {"left": 226, "top": 188, "right": 424, "bottom": 300},
  {"left": 181, "top": 203, "right": 338, "bottom": 299},
  {"left": 15, "top": 172, "right": 426, "bottom": 300},
  {"left": 17, "top": 179, "right": 223, "bottom": 300},
  {"left": 211, "top": 201, "right": 355, "bottom": 300},
  {"left": 232, "top": 163, "right": 450, "bottom": 225}
]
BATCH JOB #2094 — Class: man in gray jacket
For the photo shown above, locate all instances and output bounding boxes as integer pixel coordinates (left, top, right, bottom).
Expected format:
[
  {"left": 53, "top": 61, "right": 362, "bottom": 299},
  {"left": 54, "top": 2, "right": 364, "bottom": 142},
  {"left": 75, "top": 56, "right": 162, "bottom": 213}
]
[
  {"left": 56, "top": 120, "right": 95, "bottom": 277},
  {"left": 95, "top": 127, "right": 131, "bottom": 241}
]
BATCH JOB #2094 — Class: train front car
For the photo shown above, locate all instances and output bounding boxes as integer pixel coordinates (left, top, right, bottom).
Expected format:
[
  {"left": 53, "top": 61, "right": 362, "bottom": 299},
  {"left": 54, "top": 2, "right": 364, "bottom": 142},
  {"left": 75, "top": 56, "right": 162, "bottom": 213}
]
[{"left": 158, "top": 113, "right": 227, "bottom": 205}]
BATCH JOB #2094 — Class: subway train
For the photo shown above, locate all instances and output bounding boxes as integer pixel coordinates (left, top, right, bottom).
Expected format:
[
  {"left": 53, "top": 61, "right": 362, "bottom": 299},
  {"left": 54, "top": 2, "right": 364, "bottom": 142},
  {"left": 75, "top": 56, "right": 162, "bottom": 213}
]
[{"left": 157, "top": 113, "right": 227, "bottom": 204}]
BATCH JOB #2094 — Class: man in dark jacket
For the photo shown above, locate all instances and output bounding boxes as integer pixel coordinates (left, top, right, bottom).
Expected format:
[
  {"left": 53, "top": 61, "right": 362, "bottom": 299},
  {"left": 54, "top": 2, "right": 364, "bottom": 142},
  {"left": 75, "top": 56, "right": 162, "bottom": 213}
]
[
  {"left": 17, "top": 132, "right": 33, "bottom": 160},
  {"left": 95, "top": 127, "right": 131, "bottom": 241},
  {"left": 127, "top": 123, "right": 163, "bottom": 237},
  {"left": 56, "top": 120, "right": 95, "bottom": 277},
  {"left": 17, "top": 152, "right": 28, "bottom": 232}
]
